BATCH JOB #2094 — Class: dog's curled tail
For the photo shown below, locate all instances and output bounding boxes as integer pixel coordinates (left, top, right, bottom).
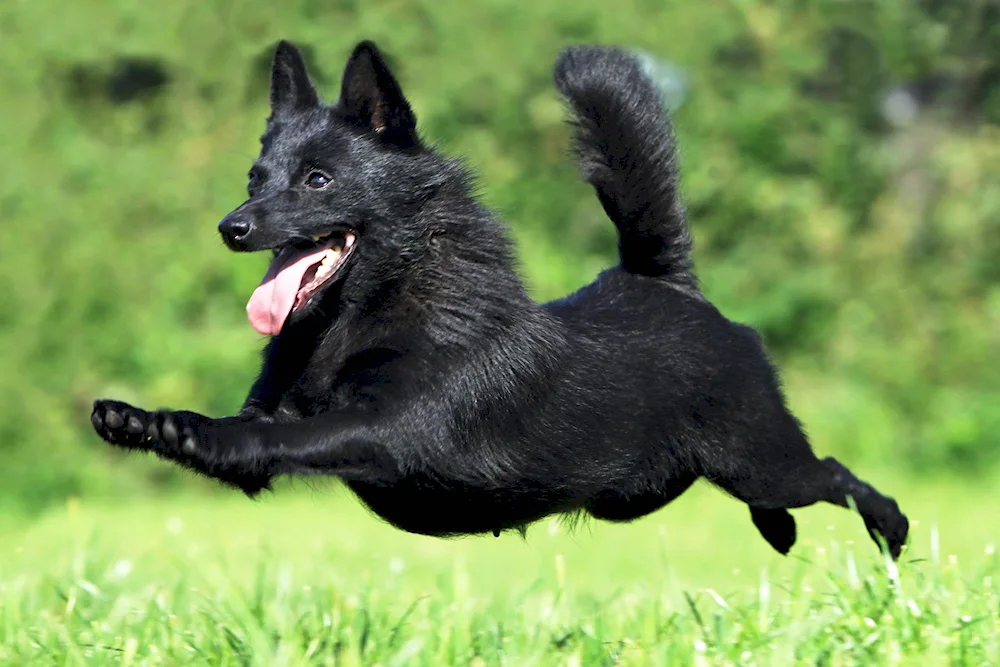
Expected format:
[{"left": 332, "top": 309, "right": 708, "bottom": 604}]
[{"left": 554, "top": 46, "right": 694, "bottom": 283}]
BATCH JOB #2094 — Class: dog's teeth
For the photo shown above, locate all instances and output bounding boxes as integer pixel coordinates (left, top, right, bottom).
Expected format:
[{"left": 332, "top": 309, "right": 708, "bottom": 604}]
[
  {"left": 320, "top": 249, "right": 340, "bottom": 267},
  {"left": 311, "top": 233, "right": 326, "bottom": 242}
]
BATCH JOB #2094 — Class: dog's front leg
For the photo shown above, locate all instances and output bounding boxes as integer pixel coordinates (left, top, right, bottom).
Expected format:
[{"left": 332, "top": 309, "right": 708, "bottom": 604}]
[
  {"left": 92, "top": 399, "right": 281, "bottom": 494},
  {"left": 91, "top": 399, "right": 407, "bottom": 494}
]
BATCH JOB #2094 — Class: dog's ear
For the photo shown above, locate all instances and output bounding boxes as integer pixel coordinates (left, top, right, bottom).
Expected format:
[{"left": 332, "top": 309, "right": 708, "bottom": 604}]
[
  {"left": 338, "top": 41, "right": 417, "bottom": 147},
  {"left": 270, "top": 40, "right": 319, "bottom": 114}
]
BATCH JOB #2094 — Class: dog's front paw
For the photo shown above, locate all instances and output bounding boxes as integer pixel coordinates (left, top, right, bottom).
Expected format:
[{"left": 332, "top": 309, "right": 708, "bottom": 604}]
[
  {"left": 91, "top": 401, "right": 215, "bottom": 460},
  {"left": 91, "top": 399, "right": 154, "bottom": 449}
]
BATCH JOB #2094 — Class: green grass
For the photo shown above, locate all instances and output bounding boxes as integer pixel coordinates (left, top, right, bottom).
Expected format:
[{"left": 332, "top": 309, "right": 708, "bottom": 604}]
[{"left": 2, "top": 474, "right": 998, "bottom": 665}]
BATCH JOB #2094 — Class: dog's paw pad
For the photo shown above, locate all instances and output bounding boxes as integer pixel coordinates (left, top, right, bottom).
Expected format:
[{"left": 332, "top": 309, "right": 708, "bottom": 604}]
[
  {"left": 92, "top": 399, "right": 152, "bottom": 447},
  {"left": 126, "top": 416, "right": 144, "bottom": 435},
  {"left": 104, "top": 410, "right": 124, "bottom": 430},
  {"left": 160, "top": 417, "right": 179, "bottom": 447}
]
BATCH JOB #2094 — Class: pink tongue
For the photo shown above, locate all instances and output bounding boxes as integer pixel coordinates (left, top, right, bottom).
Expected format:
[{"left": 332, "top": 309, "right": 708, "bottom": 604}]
[{"left": 246, "top": 246, "right": 330, "bottom": 336}]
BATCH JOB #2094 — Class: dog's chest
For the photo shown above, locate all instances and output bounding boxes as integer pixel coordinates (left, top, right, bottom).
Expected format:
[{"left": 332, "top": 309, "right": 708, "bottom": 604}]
[{"left": 282, "top": 364, "right": 352, "bottom": 417}]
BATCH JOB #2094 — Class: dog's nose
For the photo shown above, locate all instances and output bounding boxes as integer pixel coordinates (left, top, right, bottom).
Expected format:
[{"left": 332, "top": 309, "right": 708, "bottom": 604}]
[{"left": 219, "top": 216, "right": 252, "bottom": 246}]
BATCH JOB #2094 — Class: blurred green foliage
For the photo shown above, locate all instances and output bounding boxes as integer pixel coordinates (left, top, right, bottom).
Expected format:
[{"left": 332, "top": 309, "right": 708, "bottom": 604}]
[{"left": 1, "top": 0, "right": 998, "bottom": 512}]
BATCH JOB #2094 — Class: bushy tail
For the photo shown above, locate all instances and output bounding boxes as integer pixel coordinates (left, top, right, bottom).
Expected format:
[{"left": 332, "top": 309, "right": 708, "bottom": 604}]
[{"left": 554, "top": 46, "right": 694, "bottom": 284}]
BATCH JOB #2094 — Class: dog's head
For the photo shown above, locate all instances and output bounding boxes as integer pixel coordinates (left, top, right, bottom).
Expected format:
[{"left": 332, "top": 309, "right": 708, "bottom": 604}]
[{"left": 221, "top": 40, "right": 442, "bottom": 336}]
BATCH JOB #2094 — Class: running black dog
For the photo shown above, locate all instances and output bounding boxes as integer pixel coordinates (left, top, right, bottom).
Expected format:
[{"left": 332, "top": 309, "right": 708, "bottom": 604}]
[{"left": 91, "top": 40, "right": 909, "bottom": 559}]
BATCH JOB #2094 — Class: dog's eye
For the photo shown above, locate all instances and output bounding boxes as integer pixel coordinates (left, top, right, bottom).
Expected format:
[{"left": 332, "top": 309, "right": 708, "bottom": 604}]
[
  {"left": 247, "top": 172, "right": 260, "bottom": 197},
  {"left": 305, "top": 171, "right": 331, "bottom": 189}
]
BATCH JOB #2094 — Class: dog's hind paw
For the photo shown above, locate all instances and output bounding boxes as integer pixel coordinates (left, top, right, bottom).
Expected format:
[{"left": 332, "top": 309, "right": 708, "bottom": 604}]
[
  {"left": 874, "top": 505, "right": 910, "bottom": 561},
  {"left": 750, "top": 507, "right": 797, "bottom": 555}
]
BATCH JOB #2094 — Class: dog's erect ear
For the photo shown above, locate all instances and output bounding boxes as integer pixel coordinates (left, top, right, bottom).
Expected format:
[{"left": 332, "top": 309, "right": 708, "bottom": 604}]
[
  {"left": 270, "top": 40, "right": 319, "bottom": 114},
  {"left": 338, "top": 41, "right": 417, "bottom": 147}
]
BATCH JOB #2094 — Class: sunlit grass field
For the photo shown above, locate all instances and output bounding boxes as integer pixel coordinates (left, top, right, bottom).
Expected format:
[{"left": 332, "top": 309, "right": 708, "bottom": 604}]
[{"left": 1, "top": 473, "right": 997, "bottom": 665}]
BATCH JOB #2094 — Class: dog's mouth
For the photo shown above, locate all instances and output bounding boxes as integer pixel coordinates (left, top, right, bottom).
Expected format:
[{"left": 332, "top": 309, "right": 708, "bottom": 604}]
[{"left": 246, "top": 231, "right": 357, "bottom": 336}]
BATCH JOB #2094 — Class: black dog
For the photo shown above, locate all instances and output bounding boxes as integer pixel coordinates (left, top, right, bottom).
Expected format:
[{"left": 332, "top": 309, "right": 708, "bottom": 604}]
[{"left": 92, "top": 40, "right": 909, "bottom": 559}]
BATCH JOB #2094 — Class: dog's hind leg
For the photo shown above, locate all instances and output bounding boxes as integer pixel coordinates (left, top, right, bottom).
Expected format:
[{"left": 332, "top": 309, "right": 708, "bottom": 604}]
[
  {"left": 821, "top": 457, "right": 909, "bottom": 558},
  {"left": 709, "top": 453, "right": 908, "bottom": 559},
  {"left": 750, "top": 507, "right": 797, "bottom": 555}
]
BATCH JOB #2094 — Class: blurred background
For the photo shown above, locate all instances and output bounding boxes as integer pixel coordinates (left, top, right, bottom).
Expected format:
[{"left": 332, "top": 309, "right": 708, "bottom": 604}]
[
  {"left": 2, "top": 2, "right": 999, "bottom": 519},
  {"left": 4, "top": 3, "right": 1000, "bottom": 661}
]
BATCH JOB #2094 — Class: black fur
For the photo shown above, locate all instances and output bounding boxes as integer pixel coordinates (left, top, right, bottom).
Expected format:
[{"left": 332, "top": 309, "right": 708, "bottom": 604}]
[{"left": 92, "top": 41, "right": 909, "bottom": 560}]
